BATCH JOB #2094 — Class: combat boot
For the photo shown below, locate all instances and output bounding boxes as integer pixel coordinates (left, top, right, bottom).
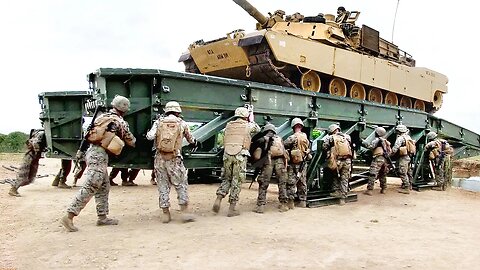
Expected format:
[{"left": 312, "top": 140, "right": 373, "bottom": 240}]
[
  {"left": 51, "top": 174, "right": 60, "bottom": 187},
  {"left": 338, "top": 198, "right": 346, "bottom": 206},
  {"left": 380, "top": 188, "right": 386, "bottom": 194},
  {"left": 180, "top": 204, "right": 196, "bottom": 222},
  {"left": 72, "top": 177, "right": 79, "bottom": 187},
  {"left": 253, "top": 204, "right": 265, "bottom": 214},
  {"left": 61, "top": 214, "right": 78, "bottom": 232},
  {"left": 363, "top": 189, "right": 373, "bottom": 196},
  {"left": 122, "top": 180, "right": 134, "bottom": 186},
  {"left": 150, "top": 178, "right": 157, "bottom": 185},
  {"left": 397, "top": 188, "right": 410, "bottom": 194},
  {"left": 287, "top": 199, "right": 295, "bottom": 209},
  {"left": 227, "top": 203, "right": 240, "bottom": 217},
  {"left": 297, "top": 201, "right": 307, "bottom": 208},
  {"left": 329, "top": 191, "right": 341, "bottom": 198},
  {"left": 212, "top": 195, "right": 223, "bottom": 213},
  {"left": 278, "top": 203, "right": 289, "bottom": 212},
  {"left": 431, "top": 186, "right": 443, "bottom": 191},
  {"left": 96, "top": 215, "right": 119, "bottom": 226},
  {"left": 161, "top": 208, "right": 171, "bottom": 223},
  {"left": 58, "top": 179, "right": 72, "bottom": 189},
  {"left": 8, "top": 186, "right": 20, "bottom": 197},
  {"left": 109, "top": 180, "right": 118, "bottom": 186}
]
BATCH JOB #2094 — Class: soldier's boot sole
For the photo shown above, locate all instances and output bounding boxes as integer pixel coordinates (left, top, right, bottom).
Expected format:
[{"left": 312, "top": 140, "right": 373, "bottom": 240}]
[
  {"left": 397, "top": 188, "right": 410, "bottom": 194},
  {"left": 297, "top": 201, "right": 307, "bottom": 208},
  {"left": 96, "top": 217, "right": 119, "bottom": 226},
  {"left": 61, "top": 215, "right": 78, "bottom": 232},
  {"left": 58, "top": 182, "right": 72, "bottom": 189},
  {"left": 8, "top": 187, "right": 20, "bottom": 197},
  {"left": 278, "top": 203, "right": 289, "bottom": 212},
  {"left": 212, "top": 195, "right": 223, "bottom": 213},
  {"left": 162, "top": 210, "right": 171, "bottom": 224}
]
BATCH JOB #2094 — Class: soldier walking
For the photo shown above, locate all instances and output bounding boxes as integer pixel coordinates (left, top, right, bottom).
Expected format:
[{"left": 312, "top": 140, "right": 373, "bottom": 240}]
[
  {"left": 1, "top": 129, "right": 46, "bottom": 196},
  {"left": 390, "top": 124, "right": 415, "bottom": 194},
  {"left": 253, "top": 123, "right": 289, "bottom": 213},
  {"left": 61, "top": 95, "right": 136, "bottom": 232},
  {"left": 362, "top": 127, "right": 390, "bottom": 195},
  {"left": 146, "top": 101, "right": 198, "bottom": 223},
  {"left": 424, "top": 131, "right": 452, "bottom": 191},
  {"left": 212, "top": 106, "right": 260, "bottom": 217},
  {"left": 323, "top": 124, "right": 352, "bottom": 205},
  {"left": 283, "top": 118, "right": 311, "bottom": 208}
]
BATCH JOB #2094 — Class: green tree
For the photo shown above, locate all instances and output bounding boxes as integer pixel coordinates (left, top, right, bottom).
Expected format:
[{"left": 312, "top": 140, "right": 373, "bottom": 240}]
[{"left": 0, "top": 131, "right": 29, "bottom": 153}]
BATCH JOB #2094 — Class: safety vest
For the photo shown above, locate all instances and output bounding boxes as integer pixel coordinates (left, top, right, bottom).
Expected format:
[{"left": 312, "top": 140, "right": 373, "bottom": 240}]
[
  {"left": 156, "top": 118, "right": 182, "bottom": 153},
  {"left": 224, "top": 120, "right": 251, "bottom": 155}
]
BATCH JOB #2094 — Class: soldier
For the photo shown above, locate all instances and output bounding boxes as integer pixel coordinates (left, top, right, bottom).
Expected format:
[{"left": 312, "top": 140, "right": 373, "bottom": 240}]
[
  {"left": 362, "top": 127, "right": 391, "bottom": 195},
  {"left": 424, "top": 131, "right": 452, "bottom": 191},
  {"left": 212, "top": 107, "right": 260, "bottom": 217},
  {"left": 283, "top": 118, "right": 311, "bottom": 208},
  {"left": 1, "top": 129, "right": 46, "bottom": 196},
  {"left": 61, "top": 95, "right": 136, "bottom": 232},
  {"left": 52, "top": 159, "right": 87, "bottom": 188},
  {"left": 323, "top": 124, "right": 352, "bottom": 205},
  {"left": 336, "top": 6, "right": 350, "bottom": 23},
  {"left": 253, "top": 123, "right": 289, "bottom": 213},
  {"left": 146, "top": 101, "right": 199, "bottom": 223},
  {"left": 390, "top": 124, "right": 415, "bottom": 194}
]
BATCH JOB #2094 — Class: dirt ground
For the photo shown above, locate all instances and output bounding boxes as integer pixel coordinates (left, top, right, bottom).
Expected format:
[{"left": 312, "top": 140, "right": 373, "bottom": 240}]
[{"left": 1, "top": 155, "right": 480, "bottom": 270}]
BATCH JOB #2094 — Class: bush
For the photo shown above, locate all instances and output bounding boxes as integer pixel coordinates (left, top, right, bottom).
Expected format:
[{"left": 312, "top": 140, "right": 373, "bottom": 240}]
[{"left": 0, "top": 131, "right": 29, "bottom": 153}]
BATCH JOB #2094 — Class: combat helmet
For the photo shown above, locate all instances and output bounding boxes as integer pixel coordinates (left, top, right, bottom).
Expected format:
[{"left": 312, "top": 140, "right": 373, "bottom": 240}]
[
  {"left": 111, "top": 95, "right": 130, "bottom": 113},
  {"left": 291, "top": 118, "right": 304, "bottom": 128},
  {"left": 427, "top": 131, "right": 437, "bottom": 140},
  {"left": 375, "top": 127, "right": 387, "bottom": 137},
  {"left": 164, "top": 101, "right": 182, "bottom": 113},
  {"left": 395, "top": 124, "right": 408, "bottom": 133},
  {"left": 328, "top": 124, "right": 340, "bottom": 134},
  {"left": 234, "top": 107, "right": 249, "bottom": 118},
  {"left": 263, "top": 123, "right": 276, "bottom": 134}
]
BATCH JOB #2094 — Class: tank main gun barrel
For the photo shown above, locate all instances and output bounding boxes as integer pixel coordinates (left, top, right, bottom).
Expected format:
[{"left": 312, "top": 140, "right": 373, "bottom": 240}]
[{"left": 232, "top": 0, "right": 268, "bottom": 26}]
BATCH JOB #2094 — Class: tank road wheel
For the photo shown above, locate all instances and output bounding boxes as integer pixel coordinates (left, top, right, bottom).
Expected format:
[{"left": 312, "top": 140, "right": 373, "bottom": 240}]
[
  {"left": 399, "top": 96, "right": 413, "bottom": 109},
  {"left": 300, "top": 71, "right": 321, "bottom": 92},
  {"left": 368, "top": 88, "right": 383, "bottom": 103},
  {"left": 433, "top": 91, "right": 443, "bottom": 110},
  {"left": 384, "top": 92, "right": 399, "bottom": 106},
  {"left": 349, "top": 83, "right": 366, "bottom": 100},
  {"left": 329, "top": 78, "right": 347, "bottom": 97},
  {"left": 414, "top": 100, "right": 426, "bottom": 111}
]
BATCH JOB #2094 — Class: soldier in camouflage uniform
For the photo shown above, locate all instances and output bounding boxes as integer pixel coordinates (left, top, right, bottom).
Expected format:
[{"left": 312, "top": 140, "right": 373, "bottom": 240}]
[
  {"left": 1, "top": 129, "right": 46, "bottom": 197},
  {"left": 146, "top": 101, "right": 198, "bottom": 223},
  {"left": 283, "top": 118, "right": 311, "bottom": 208},
  {"left": 424, "top": 131, "right": 451, "bottom": 191},
  {"left": 323, "top": 124, "right": 352, "bottom": 205},
  {"left": 362, "top": 127, "right": 390, "bottom": 195},
  {"left": 212, "top": 107, "right": 260, "bottom": 217},
  {"left": 390, "top": 124, "right": 413, "bottom": 194},
  {"left": 253, "top": 124, "right": 289, "bottom": 213},
  {"left": 61, "top": 95, "right": 136, "bottom": 232}
]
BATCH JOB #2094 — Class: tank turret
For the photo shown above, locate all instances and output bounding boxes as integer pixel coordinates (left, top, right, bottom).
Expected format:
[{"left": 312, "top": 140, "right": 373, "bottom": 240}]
[{"left": 179, "top": 0, "right": 448, "bottom": 113}]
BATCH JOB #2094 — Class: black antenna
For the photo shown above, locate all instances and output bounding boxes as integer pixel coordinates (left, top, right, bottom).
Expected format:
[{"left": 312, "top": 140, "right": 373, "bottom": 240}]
[{"left": 391, "top": 0, "right": 400, "bottom": 42}]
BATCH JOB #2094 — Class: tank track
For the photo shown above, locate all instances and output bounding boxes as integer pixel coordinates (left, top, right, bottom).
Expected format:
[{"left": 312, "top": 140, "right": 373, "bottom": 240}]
[{"left": 246, "top": 42, "right": 297, "bottom": 88}]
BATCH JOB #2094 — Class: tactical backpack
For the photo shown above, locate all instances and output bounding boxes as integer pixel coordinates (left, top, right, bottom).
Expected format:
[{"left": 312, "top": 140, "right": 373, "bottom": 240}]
[
  {"left": 156, "top": 118, "right": 182, "bottom": 153},
  {"left": 290, "top": 132, "right": 309, "bottom": 164},
  {"left": 269, "top": 136, "right": 286, "bottom": 158},
  {"left": 372, "top": 138, "right": 391, "bottom": 157},
  {"left": 399, "top": 135, "right": 416, "bottom": 156}
]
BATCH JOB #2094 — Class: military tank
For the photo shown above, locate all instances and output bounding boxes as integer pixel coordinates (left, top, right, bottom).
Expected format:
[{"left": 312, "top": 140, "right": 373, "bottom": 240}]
[{"left": 179, "top": 0, "right": 448, "bottom": 113}]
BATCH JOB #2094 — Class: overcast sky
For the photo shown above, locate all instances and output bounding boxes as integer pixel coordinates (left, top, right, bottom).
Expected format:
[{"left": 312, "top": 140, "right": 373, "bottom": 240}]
[{"left": 1, "top": 0, "right": 479, "bottom": 134}]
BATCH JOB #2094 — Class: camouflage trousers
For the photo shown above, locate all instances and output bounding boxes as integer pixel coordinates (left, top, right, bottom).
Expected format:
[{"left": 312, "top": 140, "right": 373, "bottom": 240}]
[
  {"left": 433, "top": 158, "right": 446, "bottom": 186},
  {"left": 397, "top": 155, "right": 412, "bottom": 189},
  {"left": 332, "top": 158, "right": 352, "bottom": 199},
  {"left": 11, "top": 150, "right": 41, "bottom": 188},
  {"left": 256, "top": 157, "right": 288, "bottom": 205},
  {"left": 287, "top": 163, "right": 307, "bottom": 202},
  {"left": 216, "top": 153, "right": 247, "bottom": 204},
  {"left": 154, "top": 154, "right": 188, "bottom": 208},
  {"left": 67, "top": 145, "right": 110, "bottom": 216},
  {"left": 367, "top": 156, "right": 388, "bottom": 190}
]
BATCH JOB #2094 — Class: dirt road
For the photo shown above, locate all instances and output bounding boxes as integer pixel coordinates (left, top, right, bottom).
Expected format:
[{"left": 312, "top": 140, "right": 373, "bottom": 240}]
[{"left": 1, "top": 156, "right": 479, "bottom": 269}]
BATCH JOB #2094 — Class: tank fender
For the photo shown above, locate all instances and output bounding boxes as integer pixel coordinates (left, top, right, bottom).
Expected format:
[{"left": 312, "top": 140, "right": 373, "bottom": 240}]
[
  {"left": 238, "top": 32, "right": 265, "bottom": 47},
  {"left": 178, "top": 52, "right": 192, "bottom": 62}
]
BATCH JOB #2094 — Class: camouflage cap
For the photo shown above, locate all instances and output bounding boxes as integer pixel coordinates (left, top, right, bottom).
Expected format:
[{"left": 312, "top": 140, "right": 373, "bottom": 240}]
[
  {"left": 291, "top": 118, "right": 304, "bottom": 128},
  {"left": 328, "top": 124, "right": 340, "bottom": 134},
  {"left": 234, "top": 107, "right": 249, "bottom": 118},
  {"left": 395, "top": 124, "right": 408, "bottom": 133},
  {"left": 111, "top": 95, "right": 130, "bottom": 113},
  {"left": 263, "top": 123, "right": 276, "bottom": 134},
  {"left": 164, "top": 101, "right": 182, "bottom": 113},
  {"left": 375, "top": 127, "right": 387, "bottom": 137},
  {"left": 427, "top": 131, "right": 437, "bottom": 140}
]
